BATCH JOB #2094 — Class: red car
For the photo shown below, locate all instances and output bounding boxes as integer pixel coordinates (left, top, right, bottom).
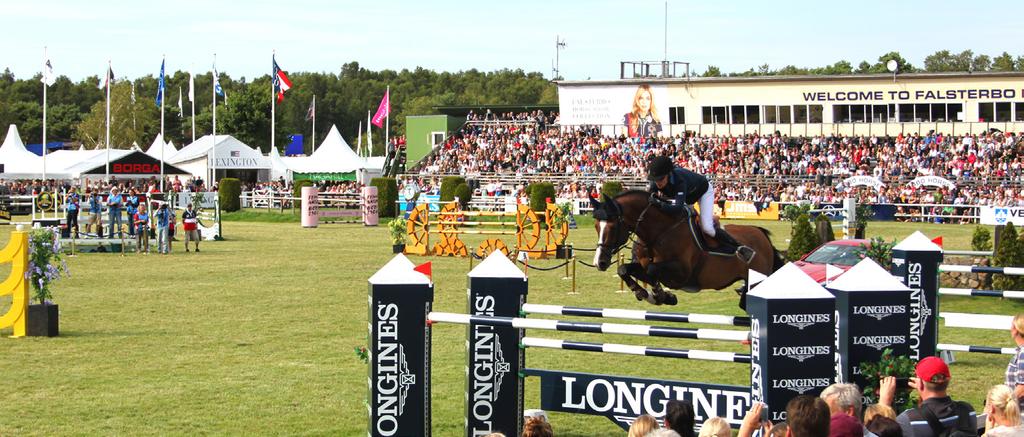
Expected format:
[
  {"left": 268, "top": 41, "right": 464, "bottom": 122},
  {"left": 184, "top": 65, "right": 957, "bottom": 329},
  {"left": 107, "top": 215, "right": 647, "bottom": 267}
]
[{"left": 793, "top": 239, "right": 869, "bottom": 283}]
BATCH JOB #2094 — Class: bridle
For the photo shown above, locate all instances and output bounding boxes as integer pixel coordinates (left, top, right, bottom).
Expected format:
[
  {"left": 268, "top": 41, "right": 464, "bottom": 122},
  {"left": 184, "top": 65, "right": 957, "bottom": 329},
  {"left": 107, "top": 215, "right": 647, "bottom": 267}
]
[{"left": 598, "top": 195, "right": 686, "bottom": 257}]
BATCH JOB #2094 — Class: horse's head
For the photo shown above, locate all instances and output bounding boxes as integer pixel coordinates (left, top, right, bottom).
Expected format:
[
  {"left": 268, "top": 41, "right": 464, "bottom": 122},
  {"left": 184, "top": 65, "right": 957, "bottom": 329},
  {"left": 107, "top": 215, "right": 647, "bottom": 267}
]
[{"left": 590, "top": 194, "right": 632, "bottom": 271}]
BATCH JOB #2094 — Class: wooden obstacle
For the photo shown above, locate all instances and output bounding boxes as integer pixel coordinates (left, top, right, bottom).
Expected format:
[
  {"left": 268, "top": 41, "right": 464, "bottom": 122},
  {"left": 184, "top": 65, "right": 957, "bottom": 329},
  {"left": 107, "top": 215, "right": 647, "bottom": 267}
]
[
  {"left": 404, "top": 201, "right": 567, "bottom": 258},
  {"left": 0, "top": 229, "right": 29, "bottom": 337}
]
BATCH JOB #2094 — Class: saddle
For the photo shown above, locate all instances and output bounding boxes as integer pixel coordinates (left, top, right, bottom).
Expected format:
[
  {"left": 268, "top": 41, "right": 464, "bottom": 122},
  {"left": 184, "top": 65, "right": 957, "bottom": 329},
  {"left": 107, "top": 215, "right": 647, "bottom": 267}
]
[{"left": 681, "top": 206, "right": 755, "bottom": 263}]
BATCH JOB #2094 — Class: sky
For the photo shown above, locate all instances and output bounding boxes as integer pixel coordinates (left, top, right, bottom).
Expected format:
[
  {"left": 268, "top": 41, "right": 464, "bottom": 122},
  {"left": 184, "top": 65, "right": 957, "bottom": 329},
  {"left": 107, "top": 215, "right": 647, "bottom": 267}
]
[{"left": 3, "top": 0, "right": 1023, "bottom": 82}]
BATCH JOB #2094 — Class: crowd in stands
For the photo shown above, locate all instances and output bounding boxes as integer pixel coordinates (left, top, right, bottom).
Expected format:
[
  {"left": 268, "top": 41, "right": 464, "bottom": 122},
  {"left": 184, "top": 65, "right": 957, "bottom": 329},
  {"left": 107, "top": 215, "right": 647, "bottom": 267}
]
[{"left": 410, "top": 111, "right": 1024, "bottom": 207}]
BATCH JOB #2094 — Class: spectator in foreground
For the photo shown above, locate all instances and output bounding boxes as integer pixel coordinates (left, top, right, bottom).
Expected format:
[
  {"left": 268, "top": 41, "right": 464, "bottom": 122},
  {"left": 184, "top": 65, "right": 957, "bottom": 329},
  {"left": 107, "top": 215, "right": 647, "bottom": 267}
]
[
  {"left": 664, "top": 399, "right": 696, "bottom": 437},
  {"left": 1005, "top": 314, "right": 1024, "bottom": 410},
  {"left": 788, "top": 395, "right": 832, "bottom": 437},
  {"left": 820, "top": 383, "right": 865, "bottom": 437},
  {"left": 520, "top": 416, "right": 552, "bottom": 437},
  {"left": 65, "top": 186, "right": 80, "bottom": 237},
  {"left": 155, "top": 203, "right": 171, "bottom": 254},
  {"left": 865, "top": 417, "right": 902, "bottom": 437},
  {"left": 983, "top": 384, "right": 1023, "bottom": 437},
  {"left": 698, "top": 416, "right": 732, "bottom": 437},
  {"left": 87, "top": 189, "right": 102, "bottom": 236},
  {"left": 649, "top": 430, "right": 683, "bottom": 437},
  {"left": 864, "top": 404, "right": 897, "bottom": 425},
  {"left": 107, "top": 187, "right": 123, "bottom": 239},
  {"left": 880, "top": 357, "right": 977, "bottom": 437},
  {"left": 628, "top": 414, "right": 658, "bottom": 437},
  {"left": 133, "top": 203, "right": 150, "bottom": 254}
]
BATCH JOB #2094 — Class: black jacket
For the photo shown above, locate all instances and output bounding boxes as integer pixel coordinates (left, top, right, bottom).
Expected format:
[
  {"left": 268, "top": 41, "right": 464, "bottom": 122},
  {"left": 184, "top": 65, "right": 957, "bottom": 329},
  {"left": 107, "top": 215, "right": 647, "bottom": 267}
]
[{"left": 649, "top": 167, "right": 709, "bottom": 212}]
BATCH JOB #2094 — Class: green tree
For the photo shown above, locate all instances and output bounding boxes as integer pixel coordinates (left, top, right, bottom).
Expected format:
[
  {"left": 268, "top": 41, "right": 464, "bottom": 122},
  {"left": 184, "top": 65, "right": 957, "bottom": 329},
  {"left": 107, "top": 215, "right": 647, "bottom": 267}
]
[
  {"left": 993, "top": 223, "right": 1024, "bottom": 291},
  {"left": 74, "top": 81, "right": 159, "bottom": 148},
  {"left": 703, "top": 66, "right": 722, "bottom": 77},
  {"left": 992, "top": 52, "right": 1017, "bottom": 71},
  {"left": 786, "top": 213, "right": 820, "bottom": 261}
]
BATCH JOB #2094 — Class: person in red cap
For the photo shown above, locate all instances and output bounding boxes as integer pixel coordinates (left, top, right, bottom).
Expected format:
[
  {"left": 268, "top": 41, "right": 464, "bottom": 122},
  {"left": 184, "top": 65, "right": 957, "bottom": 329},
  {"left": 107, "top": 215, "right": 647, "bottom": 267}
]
[{"left": 879, "top": 356, "right": 977, "bottom": 437}]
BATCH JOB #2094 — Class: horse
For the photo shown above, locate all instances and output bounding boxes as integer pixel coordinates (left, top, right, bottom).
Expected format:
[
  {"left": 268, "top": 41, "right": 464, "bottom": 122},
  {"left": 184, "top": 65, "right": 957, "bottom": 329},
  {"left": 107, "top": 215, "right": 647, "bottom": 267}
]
[{"left": 590, "top": 190, "right": 785, "bottom": 307}]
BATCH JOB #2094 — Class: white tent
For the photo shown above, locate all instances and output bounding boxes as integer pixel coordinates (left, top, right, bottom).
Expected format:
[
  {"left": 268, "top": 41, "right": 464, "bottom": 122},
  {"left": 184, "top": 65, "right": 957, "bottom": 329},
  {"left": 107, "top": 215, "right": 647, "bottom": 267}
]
[
  {"left": 145, "top": 134, "right": 178, "bottom": 160},
  {"left": 0, "top": 124, "right": 42, "bottom": 176},
  {"left": 282, "top": 125, "right": 367, "bottom": 174},
  {"left": 267, "top": 146, "right": 291, "bottom": 180},
  {"left": 170, "top": 134, "right": 270, "bottom": 179}
]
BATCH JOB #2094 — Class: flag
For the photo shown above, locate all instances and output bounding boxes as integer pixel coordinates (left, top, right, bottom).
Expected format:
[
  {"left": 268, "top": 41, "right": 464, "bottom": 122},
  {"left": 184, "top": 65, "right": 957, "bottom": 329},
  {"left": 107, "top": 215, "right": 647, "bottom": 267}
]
[
  {"left": 272, "top": 56, "right": 292, "bottom": 103},
  {"left": 188, "top": 71, "right": 195, "bottom": 102},
  {"left": 305, "top": 96, "right": 315, "bottom": 121},
  {"left": 99, "top": 65, "right": 114, "bottom": 89},
  {"left": 372, "top": 88, "right": 389, "bottom": 128},
  {"left": 213, "top": 67, "right": 224, "bottom": 97},
  {"left": 41, "top": 59, "right": 55, "bottom": 86},
  {"left": 177, "top": 87, "right": 183, "bottom": 116},
  {"left": 155, "top": 59, "right": 165, "bottom": 107}
]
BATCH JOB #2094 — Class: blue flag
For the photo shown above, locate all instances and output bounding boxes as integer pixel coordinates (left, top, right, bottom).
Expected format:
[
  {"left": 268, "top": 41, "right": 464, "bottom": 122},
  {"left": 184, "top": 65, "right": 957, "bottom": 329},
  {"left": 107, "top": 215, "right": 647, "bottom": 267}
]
[
  {"left": 213, "top": 67, "right": 224, "bottom": 97},
  {"left": 155, "top": 59, "right": 165, "bottom": 107}
]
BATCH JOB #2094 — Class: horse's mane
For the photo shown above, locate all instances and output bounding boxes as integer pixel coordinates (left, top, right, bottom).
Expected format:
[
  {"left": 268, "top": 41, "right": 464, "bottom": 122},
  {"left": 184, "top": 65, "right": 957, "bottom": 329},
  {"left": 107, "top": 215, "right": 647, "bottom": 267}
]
[{"left": 614, "top": 189, "right": 650, "bottom": 200}]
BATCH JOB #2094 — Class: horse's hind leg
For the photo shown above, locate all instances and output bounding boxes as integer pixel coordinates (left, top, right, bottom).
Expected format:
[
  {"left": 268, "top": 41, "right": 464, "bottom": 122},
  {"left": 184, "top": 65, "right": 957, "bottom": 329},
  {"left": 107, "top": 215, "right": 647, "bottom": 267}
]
[{"left": 617, "top": 262, "right": 651, "bottom": 303}]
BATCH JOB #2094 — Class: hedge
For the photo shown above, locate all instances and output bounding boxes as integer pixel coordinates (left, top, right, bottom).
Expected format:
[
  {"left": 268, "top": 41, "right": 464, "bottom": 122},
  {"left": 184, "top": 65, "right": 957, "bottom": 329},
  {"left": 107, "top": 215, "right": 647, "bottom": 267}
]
[
  {"left": 601, "top": 181, "right": 624, "bottom": 199},
  {"left": 454, "top": 183, "right": 472, "bottom": 209},
  {"left": 439, "top": 176, "right": 466, "bottom": 203},
  {"left": 786, "top": 213, "right": 820, "bottom": 261},
  {"left": 528, "top": 182, "right": 556, "bottom": 212},
  {"left": 218, "top": 178, "right": 242, "bottom": 212},
  {"left": 371, "top": 177, "right": 399, "bottom": 218},
  {"left": 293, "top": 180, "right": 314, "bottom": 199}
]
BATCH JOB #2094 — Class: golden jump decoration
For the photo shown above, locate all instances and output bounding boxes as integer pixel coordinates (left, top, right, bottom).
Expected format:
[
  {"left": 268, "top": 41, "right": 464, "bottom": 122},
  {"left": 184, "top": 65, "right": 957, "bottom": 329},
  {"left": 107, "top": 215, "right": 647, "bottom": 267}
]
[
  {"left": 404, "top": 202, "right": 569, "bottom": 259},
  {"left": 0, "top": 230, "right": 29, "bottom": 337}
]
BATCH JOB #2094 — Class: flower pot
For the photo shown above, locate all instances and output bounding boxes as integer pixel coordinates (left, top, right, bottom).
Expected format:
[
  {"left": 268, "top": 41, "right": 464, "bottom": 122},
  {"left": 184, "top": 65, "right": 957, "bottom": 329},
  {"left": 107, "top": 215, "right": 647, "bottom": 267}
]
[
  {"left": 392, "top": 244, "right": 406, "bottom": 254},
  {"left": 555, "top": 245, "right": 573, "bottom": 259},
  {"left": 27, "top": 303, "right": 59, "bottom": 337}
]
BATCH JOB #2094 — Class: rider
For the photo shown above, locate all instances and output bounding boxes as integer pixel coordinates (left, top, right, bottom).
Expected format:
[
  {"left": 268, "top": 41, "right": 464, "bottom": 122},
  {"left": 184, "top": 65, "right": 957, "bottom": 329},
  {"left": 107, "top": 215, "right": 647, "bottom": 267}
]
[{"left": 646, "top": 155, "right": 751, "bottom": 260}]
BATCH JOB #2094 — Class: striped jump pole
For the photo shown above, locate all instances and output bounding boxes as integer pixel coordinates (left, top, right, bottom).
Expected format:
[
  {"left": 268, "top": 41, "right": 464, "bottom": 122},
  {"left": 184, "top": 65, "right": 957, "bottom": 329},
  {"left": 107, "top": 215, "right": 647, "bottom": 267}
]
[
  {"left": 427, "top": 312, "right": 750, "bottom": 342},
  {"left": 939, "top": 288, "right": 1024, "bottom": 299},
  {"left": 938, "top": 343, "right": 1016, "bottom": 355},
  {"left": 521, "top": 337, "right": 752, "bottom": 363},
  {"left": 939, "top": 265, "right": 1024, "bottom": 275},
  {"left": 520, "top": 303, "right": 751, "bottom": 327}
]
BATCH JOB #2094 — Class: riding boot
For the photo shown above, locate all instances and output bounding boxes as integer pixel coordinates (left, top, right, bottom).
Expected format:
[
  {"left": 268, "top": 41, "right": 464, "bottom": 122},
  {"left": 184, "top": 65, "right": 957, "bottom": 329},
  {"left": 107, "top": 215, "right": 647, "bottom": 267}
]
[{"left": 714, "top": 227, "right": 755, "bottom": 263}]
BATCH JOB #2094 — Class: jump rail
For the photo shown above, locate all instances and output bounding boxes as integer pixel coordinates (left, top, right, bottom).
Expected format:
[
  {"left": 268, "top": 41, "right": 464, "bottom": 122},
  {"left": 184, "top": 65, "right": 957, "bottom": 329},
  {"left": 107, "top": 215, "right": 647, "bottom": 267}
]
[
  {"left": 521, "top": 337, "right": 752, "bottom": 363},
  {"left": 939, "top": 265, "right": 1024, "bottom": 275},
  {"left": 939, "top": 288, "right": 1024, "bottom": 299},
  {"left": 520, "top": 303, "right": 751, "bottom": 327}
]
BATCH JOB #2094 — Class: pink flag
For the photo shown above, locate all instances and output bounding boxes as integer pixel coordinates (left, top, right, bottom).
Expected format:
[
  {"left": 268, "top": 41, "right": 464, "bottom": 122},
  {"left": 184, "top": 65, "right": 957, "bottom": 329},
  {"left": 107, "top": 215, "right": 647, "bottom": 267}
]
[{"left": 372, "top": 88, "right": 389, "bottom": 128}]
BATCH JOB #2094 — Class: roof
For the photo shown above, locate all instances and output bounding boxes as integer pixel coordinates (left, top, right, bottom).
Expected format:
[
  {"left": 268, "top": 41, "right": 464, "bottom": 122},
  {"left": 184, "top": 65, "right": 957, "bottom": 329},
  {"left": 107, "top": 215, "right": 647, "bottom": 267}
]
[
  {"left": 556, "top": 71, "right": 1024, "bottom": 87},
  {"left": 170, "top": 134, "right": 269, "bottom": 168},
  {"left": 0, "top": 124, "right": 40, "bottom": 168},
  {"left": 145, "top": 134, "right": 178, "bottom": 159},
  {"left": 433, "top": 104, "right": 559, "bottom": 117}
]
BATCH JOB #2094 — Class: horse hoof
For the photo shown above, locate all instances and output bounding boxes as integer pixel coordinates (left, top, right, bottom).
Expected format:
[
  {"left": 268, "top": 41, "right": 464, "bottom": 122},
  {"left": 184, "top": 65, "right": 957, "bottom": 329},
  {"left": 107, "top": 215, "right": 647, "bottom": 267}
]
[
  {"left": 664, "top": 293, "right": 678, "bottom": 306},
  {"left": 645, "top": 293, "right": 659, "bottom": 305},
  {"left": 634, "top": 290, "right": 648, "bottom": 302}
]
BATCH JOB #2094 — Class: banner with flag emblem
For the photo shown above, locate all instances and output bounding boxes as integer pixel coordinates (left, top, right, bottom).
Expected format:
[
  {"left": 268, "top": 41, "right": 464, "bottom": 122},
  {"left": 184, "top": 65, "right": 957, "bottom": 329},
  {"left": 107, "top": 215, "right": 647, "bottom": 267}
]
[
  {"left": 272, "top": 56, "right": 292, "bottom": 103},
  {"left": 156, "top": 59, "right": 166, "bottom": 107},
  {"left": 99, "top": 65, "right": 115, "bottom": 89},
  {"left": 305, "top": 96, "right": 315, "bottom": 121},
  {"left": 42, "top": 59, "right": 55, "bottom": 86}
]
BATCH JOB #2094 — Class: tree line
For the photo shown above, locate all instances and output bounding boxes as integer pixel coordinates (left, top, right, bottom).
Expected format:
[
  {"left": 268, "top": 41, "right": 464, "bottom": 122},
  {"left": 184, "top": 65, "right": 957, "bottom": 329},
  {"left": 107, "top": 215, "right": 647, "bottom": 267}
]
[
  {"left": 703, "top": 50, "right": 1024, "bottom": 77},
  {"left": 0, "top": 62, "right": 557, "bottom": 155}
]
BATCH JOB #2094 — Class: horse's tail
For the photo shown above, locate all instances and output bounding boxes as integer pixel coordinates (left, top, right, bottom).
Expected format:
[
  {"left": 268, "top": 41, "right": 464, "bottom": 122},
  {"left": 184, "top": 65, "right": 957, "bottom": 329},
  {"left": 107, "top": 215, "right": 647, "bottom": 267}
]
[{"left": 756, "top": 227, "right": 786, "bottom": 273}]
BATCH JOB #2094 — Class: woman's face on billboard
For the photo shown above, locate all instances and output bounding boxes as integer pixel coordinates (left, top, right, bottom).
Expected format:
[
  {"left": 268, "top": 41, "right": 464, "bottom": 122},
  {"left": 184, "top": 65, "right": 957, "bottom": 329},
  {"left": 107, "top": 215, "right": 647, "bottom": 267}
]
[{"left": 636, "top": 90, "right": 652, "bottom": 114}]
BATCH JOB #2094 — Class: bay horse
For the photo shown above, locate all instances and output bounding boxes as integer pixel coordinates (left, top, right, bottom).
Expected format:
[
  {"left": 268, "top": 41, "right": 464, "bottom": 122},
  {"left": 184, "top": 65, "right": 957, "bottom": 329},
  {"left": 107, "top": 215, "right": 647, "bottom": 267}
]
[{"left": 590, "top": 190, "right": 785, "bottom": 307}]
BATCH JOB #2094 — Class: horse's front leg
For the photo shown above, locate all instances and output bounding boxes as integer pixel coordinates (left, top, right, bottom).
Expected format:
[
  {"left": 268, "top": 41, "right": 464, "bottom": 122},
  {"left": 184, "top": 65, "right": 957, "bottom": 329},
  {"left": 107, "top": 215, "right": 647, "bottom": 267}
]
[
  {"left": 617, "top": 262, "right": 655, "bottom": 303},
  {"left": 644, "top": 262, "right": 678, "bottom": 306}
]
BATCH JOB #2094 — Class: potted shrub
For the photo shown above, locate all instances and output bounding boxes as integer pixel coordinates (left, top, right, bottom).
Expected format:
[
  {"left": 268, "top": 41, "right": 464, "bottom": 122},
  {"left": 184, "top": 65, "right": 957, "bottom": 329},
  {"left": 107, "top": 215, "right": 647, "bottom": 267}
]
[
  {"left": 859, "top": 348, "right": 917, "bottom": 412},
  {"left": 27, "top": 227, "right": 70, "bottom": 337},
  {"left": 388, "top": 218, "right": 408, "bottom": 253},
  {"left": 550, "top": 202, "right": 574, "bottom": 259}
]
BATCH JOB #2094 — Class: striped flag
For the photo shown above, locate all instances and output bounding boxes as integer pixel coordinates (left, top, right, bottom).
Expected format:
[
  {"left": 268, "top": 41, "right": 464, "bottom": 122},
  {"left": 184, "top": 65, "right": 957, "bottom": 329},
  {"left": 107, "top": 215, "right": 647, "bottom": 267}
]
[{"left": 272, "top": 56, "right": 292, "bottom": 103}]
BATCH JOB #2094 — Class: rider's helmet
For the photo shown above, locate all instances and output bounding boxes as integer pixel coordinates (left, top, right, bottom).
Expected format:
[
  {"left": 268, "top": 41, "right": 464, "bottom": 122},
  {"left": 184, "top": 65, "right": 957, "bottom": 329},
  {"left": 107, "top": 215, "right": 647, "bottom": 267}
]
[{"left": 647, "top": 156, "right": 674, "bottom": 181}]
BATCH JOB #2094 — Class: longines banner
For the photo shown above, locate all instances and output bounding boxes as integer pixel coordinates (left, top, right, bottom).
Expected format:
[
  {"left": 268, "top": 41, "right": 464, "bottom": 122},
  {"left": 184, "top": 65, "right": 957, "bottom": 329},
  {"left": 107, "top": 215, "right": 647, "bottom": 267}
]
[
  {"left": 558, "top": 84, "right": 669, "bottom": 137},
  {"left": 721, "top": 201, "right": 779, "bottom": 220}
]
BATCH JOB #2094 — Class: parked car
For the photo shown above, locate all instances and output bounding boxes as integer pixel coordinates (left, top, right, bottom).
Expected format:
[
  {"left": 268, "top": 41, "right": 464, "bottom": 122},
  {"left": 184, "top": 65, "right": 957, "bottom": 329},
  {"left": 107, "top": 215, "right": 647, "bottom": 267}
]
[{"left": 794, "top": 239, "right": 869, "bottom": 283}]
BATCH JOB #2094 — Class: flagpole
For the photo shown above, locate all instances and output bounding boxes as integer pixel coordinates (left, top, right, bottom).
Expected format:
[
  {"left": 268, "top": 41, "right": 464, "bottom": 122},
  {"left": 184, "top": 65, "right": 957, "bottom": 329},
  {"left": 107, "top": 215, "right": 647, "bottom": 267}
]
[
  {"left": 105, "top": 60, "right": 111, "bottom": 181},
  {"left": 357, "top": 121, "right": 362, "bottom": 157},
  {"left": 271, "top": 50, "right": 276, "bottom": 155},
  {"left": 385, "top": 85, "right": 390, "bottom": 157},
  {"left": 190, "top": 68, "right": 196, "bottom": 144},
  {"left": 367, "top": 111, "right": 373, "bottom": 158},
  {"left": 160, "top": 55, "right": 165, "bottom": 192},
  {"left": 212, "top": 54, "right": 217, "bottom": 186},
  {"left": 311, "top": 94, "right": 316, "bottom": 153},
  {"left": 42, "top": 46, "right": 48, "bottom": 181}
]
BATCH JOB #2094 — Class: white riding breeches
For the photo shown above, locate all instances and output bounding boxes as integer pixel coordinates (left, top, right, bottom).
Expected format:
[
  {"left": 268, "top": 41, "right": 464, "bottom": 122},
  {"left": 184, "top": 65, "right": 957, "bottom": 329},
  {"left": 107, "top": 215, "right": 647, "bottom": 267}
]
[{"left": 699, "top": 185, "right": 716, "bottom": 237}]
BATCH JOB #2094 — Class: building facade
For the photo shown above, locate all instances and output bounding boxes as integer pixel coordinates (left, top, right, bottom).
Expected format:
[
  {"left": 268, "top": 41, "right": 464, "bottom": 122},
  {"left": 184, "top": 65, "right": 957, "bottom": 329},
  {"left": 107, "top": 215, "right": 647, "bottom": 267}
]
[{"left": 556, "top": 72, "right": 1024, "bottom": 137}]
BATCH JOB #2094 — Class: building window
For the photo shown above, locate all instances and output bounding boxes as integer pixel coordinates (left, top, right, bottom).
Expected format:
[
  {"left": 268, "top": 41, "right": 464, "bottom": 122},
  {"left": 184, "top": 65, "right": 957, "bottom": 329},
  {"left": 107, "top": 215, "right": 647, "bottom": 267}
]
[
  {"left": 899, "top": 104, "right": 914, "bottom": 122},
  {"left": 978, "top": 103, "right": 994, "bottom": 122},
  {"left": 949, "top": 103, "right": 963, "bottom": 121},
  {"left": 779, "top": 106, "right": 792, "bottom": 123},
  {"left": 809, "top": 105, "right": 823, "bottom": 123},
  {"left": 730, "top": 106, "right": 746, "bottom": 124},
  {"left": 746, "top": 105, "right": 760, "bottom": 124},
  {"left": 1016, "top": 103, "right": 1024, "bottom": 122},
  {"left": 833, "top": 105, "right": 851, "bottom": 123},
  {"left": 703, "top": 106, "right": 727, "bottom": 124},
  {"left": 996, "top": 102, "right": 1012, "bottom": 122},
  {"left": 871, "top": 104, "right": 890, "bottom": 122},
  {"left": 668, "top": 107, "right": 685, "bottom": 124},
  {"left": 794, "top": 105, "right": 808, "bottom": 123},
  {"left": 764, "top": 106, "right": 777, "bottom": 123},
  {"left": 930, "top": 104, "right": 947, "bottom": 122}
]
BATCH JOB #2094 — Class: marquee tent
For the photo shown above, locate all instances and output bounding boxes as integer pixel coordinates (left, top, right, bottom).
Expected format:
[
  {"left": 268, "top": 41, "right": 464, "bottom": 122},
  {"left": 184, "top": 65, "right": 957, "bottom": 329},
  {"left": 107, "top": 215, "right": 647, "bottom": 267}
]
[
  {"left": 170, "top": 134, "right": 270, "bottom": 180},
  {"left": 145, "top": 134, "right": 178, "bottom": 160},
  {"left": 0, "top": 125, "right": 41, "bottom": 176},
  {"left": 267, "top": 146, "right": 291, "bottom": 181},
  {"left": 282, "top": 125, "right": 368, "bottom": 181}
]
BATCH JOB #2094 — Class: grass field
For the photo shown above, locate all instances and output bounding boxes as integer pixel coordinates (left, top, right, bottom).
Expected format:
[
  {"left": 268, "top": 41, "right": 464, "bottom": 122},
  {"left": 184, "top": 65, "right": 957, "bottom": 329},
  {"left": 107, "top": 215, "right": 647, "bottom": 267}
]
[{"left": 0, "top": 217, "right": 1020, "bottom": 436}]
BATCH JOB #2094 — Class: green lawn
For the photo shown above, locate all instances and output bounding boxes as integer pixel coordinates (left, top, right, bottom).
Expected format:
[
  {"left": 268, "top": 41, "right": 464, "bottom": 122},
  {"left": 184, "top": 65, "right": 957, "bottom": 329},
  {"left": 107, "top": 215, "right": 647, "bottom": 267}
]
[{"left": 0, "top": 219, "right": 1018, "bottom": 436}]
